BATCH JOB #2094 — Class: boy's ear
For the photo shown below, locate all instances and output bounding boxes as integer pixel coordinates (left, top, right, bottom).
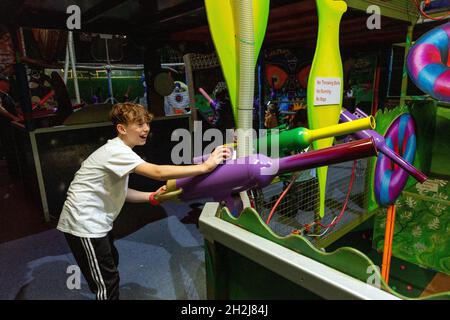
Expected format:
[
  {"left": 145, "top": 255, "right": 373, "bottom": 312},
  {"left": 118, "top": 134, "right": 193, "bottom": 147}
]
[{"left": 117, "top": 123, "right": 127, "bottom": 134}]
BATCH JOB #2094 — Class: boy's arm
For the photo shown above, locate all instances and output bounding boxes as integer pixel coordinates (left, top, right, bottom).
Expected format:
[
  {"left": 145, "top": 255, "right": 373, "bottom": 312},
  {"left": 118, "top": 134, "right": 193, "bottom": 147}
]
[
  {"left": 125, "top": 188, "right": 151, "bottom": 203},
  {"left": 134, "top": 145, "right": 231, "bottom": 181},
  {"left": 126, "top": 186, "right": 167, "bottom": 203}
]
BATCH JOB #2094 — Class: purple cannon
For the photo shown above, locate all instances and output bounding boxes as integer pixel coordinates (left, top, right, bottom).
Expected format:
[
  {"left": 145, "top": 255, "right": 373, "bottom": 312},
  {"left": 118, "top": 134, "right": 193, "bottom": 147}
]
[
  {"left": 157, "top": 138, "right": 378, "bottom": 209},
  {"left": 340, "top": 108, "right": 427, "bottom": 183}
]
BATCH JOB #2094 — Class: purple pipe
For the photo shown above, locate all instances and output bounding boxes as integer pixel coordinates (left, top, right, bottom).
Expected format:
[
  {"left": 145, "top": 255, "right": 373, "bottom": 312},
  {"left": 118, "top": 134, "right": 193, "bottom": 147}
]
[
  {"left": 171, "top": 138, "right": 377, "bottom": 202},
  {"left": 340, "top": 108, "right": 427, "bottom": 183},
  {"left": 199, "top": 87, "right": 218, "bottom": 110},
  {"left": 278, "top": 138, "right": 376, "bottom": 174}
]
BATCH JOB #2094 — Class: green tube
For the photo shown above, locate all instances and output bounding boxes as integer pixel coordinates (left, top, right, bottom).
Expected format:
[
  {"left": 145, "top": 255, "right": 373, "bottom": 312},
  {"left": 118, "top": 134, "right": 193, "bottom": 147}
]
[{"left": 257, "top": 116, "right": 375, "bottom": 155}]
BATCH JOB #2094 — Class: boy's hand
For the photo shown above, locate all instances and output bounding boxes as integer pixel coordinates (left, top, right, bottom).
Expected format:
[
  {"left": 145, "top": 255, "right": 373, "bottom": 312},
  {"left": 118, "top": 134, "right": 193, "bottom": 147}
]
[
  {"left": 154, "top": 185, "right": 167, "bottom": 196},
  {"left": 204, "top": 145, "right": 232, "bottom": 173},
  {"left": 149, "top": 185, "right": 167, "bottom": 205}
]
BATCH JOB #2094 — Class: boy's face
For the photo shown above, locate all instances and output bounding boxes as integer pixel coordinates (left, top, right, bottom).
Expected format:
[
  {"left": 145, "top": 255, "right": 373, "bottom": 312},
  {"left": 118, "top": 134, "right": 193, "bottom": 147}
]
[{"left": 117, "top": 120, "right": 150, "bottom": 148}]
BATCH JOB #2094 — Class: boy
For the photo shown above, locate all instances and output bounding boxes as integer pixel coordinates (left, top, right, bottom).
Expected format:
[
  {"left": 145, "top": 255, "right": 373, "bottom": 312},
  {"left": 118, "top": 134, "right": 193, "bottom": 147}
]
[{"left": 57, "top": 102, "right": 231, "bottom": 300}]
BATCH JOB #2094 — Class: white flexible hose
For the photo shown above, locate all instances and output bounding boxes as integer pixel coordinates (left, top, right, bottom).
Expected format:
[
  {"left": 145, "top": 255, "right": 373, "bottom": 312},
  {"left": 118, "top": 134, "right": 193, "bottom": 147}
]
[
  {"left": 236, "top": 0, "right": 256, "bottom": 208},
  {"left": 236, "top": 0, "right": 255, "bottom": 158}
]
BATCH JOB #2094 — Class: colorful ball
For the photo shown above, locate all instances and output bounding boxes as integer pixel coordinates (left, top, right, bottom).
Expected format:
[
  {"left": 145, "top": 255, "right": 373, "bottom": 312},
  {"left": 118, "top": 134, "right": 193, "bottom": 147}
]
[{"left": 407, "top": 22, "right": 450, "bottom": 102}]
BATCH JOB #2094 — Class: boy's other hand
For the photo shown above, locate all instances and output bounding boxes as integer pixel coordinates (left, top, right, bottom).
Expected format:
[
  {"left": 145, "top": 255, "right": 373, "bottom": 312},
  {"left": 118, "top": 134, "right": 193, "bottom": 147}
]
[{"left": 204, "top": 145, "right": 232, "bottom": 172}]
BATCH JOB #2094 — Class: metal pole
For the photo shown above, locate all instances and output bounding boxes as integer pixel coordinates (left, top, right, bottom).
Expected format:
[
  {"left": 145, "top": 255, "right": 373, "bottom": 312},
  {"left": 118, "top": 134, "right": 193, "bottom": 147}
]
[
  {"left": 68, "top": 31, "right": 81, "bottom": 104},
  {"left": 17, "top": 27, "right": 27, "bottom": 58},
  {"left": 63, "top": 41, "right": 70, "bottom": 84},
  {"left": 105, "top": 38, "right": 114, "bottom": 102},
  {"left": 371, "top": 55, "right": 381, "bottom": 115},
  {"left": 386, "top": 46, "right": 394, "bottom": 97},
  {"left": 258, "top": 59, "right": 264, "bottom": 129}
]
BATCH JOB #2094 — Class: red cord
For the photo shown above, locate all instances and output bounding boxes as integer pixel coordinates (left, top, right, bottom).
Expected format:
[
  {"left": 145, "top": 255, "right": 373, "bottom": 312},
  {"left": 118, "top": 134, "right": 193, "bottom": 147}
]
[
  {"left": 316, "top": 160, "right": 357, "bottom": 229},
  {"left": 249, "top": 192, "right": 256, "bottom": 209},
  {"left": 265, "top": 173, "right": 299, "bottom": 225},
  {"left": 266, "top": 160, "right": 356, "bottom": 233}
]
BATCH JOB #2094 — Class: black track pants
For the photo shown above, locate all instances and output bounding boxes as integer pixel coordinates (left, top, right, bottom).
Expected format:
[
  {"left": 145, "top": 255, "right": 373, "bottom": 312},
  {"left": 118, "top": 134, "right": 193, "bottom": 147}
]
[{"left": 64, "top": 232, "right": 120, "bottom": 300}]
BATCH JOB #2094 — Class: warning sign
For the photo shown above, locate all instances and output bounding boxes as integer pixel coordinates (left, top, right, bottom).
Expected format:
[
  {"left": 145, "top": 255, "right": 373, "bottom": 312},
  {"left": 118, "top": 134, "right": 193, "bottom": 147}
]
[{"left": 313, "top": 77, "right": 342, "bottom": 106}]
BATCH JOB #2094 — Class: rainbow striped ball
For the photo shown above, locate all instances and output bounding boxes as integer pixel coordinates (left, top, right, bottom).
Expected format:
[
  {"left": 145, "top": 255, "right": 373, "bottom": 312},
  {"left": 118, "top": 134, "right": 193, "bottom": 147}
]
[
  {"left": 375, "top": 114, "right": 416, "bottom": 207},
  {"left": 407, "top": 22, "right": 450, "bottom": 102}
]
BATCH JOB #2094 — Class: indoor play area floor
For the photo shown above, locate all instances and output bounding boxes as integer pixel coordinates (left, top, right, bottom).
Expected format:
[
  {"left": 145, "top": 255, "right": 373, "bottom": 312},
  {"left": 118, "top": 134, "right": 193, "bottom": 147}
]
[{"left": 0, "top": 172, "right": 209, "bottom": 300}]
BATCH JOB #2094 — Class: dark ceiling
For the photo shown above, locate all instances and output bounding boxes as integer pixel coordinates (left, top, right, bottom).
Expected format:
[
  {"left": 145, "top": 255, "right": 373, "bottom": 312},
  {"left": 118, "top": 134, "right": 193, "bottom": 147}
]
[{"left": 0, "top": 0, "right": 441, "bottom": 50}]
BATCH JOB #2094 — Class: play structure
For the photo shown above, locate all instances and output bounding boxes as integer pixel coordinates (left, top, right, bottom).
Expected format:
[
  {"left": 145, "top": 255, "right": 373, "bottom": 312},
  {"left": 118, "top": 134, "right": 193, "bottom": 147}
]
[
  {"left": 160, "top": 138, "right": 377, "bottom": 209},
  {"left": 1, "top": 0, "right": 449, "bottom": 301},
  {"left": 151, "top": 0, "right": 450, "bottom": 299},
  {"left": 183, "top": 52, "right": 237, "bottom": 135},
  {"left": 0, "top": 27, "right": 193, "bottom": 221},
  {"left": 340, "top": 108, "right": 427, "bottom": 204},
  {"left": 164, "top": 81, "right": 190, "bottom": 115},
  {"left": 190, "top": 100, "right": 374, "bottom": 158}
]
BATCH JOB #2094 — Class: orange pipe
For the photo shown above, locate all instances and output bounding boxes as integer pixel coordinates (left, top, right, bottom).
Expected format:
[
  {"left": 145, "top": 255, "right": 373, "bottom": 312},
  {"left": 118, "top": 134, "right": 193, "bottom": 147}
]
[
  {"left": 386, "top": 205, "right": 396, "bottom": 282},
  {"left": 381, "top": 205, "right": 396, "bottom": 284},
  {"left": 381, "top": 206, "right": 392, "bottom": 281}
]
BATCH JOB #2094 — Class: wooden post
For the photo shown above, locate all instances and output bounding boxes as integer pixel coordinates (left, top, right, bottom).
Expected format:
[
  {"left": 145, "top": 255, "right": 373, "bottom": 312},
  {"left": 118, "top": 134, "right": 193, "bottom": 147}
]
[{"left": 143, "top": 46, "right": 165, "bottom": 117}]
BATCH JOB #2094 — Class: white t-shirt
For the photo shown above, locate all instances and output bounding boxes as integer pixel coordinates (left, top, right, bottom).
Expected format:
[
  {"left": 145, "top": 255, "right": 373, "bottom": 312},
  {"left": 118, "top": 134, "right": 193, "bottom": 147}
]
[{"left": 57, "top": 137, "right": 145, "bottom": 238}]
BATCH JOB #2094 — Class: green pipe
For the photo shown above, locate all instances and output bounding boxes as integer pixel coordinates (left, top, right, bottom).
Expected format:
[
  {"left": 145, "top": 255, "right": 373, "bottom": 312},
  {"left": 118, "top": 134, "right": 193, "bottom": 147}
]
[
  {"left": 257, "top": 116, "right": 375, "bottom": 154},
  {"left": 400, "top": 24, "right": 414, "bottom": 107}
]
